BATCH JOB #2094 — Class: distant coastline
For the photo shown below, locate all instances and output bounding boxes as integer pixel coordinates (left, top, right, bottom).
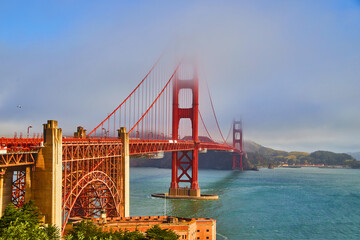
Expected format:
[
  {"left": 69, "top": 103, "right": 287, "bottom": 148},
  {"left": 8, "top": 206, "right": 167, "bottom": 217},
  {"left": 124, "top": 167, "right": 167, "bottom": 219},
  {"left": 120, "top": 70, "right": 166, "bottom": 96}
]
[
  {"left": 279, "top": 165, "right": 352, "bottom": 169},
  {"left": 130, "top": 140, "right": 360, "bottom": 170}
]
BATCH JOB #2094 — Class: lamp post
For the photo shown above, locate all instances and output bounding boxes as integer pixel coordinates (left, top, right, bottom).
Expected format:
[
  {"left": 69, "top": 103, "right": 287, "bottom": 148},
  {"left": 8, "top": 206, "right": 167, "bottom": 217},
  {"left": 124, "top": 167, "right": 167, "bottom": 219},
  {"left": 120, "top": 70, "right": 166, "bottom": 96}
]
[
  {"left": 102, "top": 128, "right": 107, "bottom": 138},
  {"left": 27, "top": 126, "right": 32, "bottom": 138}
]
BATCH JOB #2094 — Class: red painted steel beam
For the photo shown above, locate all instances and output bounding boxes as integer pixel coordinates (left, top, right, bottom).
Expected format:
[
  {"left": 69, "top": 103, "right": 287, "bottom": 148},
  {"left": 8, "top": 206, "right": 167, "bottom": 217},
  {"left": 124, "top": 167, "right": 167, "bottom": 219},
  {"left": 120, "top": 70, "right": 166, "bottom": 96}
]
[{"left": 0, "top": 152, "right": 37, "bottom": 167}]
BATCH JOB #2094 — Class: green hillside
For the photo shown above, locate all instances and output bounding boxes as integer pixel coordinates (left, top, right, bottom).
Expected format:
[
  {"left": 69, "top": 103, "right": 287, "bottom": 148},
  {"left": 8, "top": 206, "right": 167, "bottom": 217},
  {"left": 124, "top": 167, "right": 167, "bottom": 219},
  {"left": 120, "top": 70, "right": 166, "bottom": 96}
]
[{"left": 244, "top": 141, "right": 359, "bottom": 168}]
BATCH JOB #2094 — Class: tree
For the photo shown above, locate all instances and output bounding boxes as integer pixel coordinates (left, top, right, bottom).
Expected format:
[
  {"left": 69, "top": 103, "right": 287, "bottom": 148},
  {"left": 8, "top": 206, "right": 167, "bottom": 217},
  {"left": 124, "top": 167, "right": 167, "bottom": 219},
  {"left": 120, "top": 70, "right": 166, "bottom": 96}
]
[
  {"left": 0, "top": 203, "right": 21, "bottom": 233},
  {"left": 145, "top": 225, "right": 179, "bottom": 240},
  {"left": 0, "top": 219, "right": 49, "bottom": 240},
  {"left": 0, "top": 201, "right": 41, "bottom": 234},
  {"left": 65, "top": 220, "right": 106, "bottom": 240},
  {"left": 65, "top": 220, "right": 147, "bottom": 240},
  {"left": 0, "top": 201, "right": 60, "bottom": 239},
  {"left": 65, "top": 221, "right": 178, "bottom": 240},
  {"left": 44, "top": 224, "right": 61, "bottom": 239}
]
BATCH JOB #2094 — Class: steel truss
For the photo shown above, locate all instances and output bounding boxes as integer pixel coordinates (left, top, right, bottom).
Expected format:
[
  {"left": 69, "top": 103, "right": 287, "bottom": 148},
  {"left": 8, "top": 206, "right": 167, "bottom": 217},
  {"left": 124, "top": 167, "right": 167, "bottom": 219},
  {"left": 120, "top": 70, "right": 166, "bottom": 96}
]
[
  {"left": 12, "top": 170, "right": 26, "bottom": 207},
  {"left": 0, "top": 152, "right": 37, "bottom": 167},
  {"left": 176, "top": 151, "right": 193, "bottom": 184},
  {"left": 62, "top": 140, "right": 123, "bottom": 228}
]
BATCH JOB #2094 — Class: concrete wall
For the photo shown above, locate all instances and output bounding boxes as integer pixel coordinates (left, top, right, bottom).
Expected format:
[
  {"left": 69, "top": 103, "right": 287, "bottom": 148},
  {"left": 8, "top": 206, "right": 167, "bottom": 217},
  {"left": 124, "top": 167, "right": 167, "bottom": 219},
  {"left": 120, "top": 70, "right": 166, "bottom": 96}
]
[
  {"left": 196, "top": 219, "right": 216, "bottom": 240},
  {"left": 0, "top": 169, "right": 13, "bottom": 216},
  {"left": 119, "top": 127, "right": 129, "bottom": 217}
]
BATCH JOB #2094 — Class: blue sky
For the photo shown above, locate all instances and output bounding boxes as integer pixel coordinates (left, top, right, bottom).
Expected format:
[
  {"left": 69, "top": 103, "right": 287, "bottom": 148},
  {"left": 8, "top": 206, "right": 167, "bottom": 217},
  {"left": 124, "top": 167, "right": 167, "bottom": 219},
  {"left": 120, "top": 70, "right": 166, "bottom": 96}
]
[{"left": 0, "top": 0, "right": 359, "bottom": 153}]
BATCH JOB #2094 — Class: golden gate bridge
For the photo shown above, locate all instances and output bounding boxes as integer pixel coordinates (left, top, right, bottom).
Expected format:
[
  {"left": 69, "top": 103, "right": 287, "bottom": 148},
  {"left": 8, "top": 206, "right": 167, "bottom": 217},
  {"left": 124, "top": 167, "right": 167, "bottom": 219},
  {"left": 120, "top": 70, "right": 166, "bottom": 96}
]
[{"left": 0, "top": 55, "right": 244, "bottom": 234}]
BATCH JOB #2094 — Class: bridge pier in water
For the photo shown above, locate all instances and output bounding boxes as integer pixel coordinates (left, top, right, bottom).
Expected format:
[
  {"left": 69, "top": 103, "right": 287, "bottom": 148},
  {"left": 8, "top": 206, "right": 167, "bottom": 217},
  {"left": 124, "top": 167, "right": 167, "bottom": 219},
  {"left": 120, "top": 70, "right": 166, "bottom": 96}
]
[
  {"left": 164, "top": 66, "right": 217, "bottom": 200},
  {"left": 169, "top": 150, "right": 200, "bottom": 197}
]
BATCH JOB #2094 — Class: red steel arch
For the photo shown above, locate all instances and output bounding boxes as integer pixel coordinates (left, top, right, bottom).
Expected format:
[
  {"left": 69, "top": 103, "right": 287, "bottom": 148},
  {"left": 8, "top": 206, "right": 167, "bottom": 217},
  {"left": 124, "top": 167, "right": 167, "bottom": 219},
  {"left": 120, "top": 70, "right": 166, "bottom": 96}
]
[
  {"left": 62, "top": 171, "right": 122, "bottom": 230},
  {"left": 62, "top": 139, "right": 124, "bottom": 231}
]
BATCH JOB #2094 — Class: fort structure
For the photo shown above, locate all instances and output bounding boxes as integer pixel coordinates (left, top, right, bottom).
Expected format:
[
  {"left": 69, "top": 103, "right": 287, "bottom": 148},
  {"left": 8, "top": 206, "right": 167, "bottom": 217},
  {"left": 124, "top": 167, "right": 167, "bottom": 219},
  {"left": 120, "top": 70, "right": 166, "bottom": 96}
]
[{"left": 67, "top": 216, "right": 216, "bottom": 240}]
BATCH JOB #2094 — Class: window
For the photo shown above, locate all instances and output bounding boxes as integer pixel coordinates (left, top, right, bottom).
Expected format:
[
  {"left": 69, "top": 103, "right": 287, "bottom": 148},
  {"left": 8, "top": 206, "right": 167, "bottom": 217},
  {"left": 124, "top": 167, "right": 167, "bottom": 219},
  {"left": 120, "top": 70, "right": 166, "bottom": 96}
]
[
  {"left": 206, "top": 237, "right": 209, "bottom": 239},
  {"left": 206, "top": 229, "right": 209, "bottom": 232},
  {"left": 197, "top": 230, "right": 200, "bottom": 232}
]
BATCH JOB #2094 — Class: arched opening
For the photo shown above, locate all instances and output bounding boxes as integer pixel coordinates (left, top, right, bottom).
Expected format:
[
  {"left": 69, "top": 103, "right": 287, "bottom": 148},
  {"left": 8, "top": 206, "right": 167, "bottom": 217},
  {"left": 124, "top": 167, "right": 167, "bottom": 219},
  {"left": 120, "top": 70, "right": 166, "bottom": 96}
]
[
  {"left": 70, "top": 182, "right": 117, "bottom": 218},
  {"left": 62, "top": 171, "right": 122, "bottom": 233}
]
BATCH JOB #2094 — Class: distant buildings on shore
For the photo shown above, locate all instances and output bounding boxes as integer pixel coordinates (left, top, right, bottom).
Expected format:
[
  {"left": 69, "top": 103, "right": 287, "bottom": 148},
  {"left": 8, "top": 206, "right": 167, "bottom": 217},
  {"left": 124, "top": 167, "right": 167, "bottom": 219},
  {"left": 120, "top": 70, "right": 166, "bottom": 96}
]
[{"left": 278, "top": 163, "right": 349, "bottom": 168}]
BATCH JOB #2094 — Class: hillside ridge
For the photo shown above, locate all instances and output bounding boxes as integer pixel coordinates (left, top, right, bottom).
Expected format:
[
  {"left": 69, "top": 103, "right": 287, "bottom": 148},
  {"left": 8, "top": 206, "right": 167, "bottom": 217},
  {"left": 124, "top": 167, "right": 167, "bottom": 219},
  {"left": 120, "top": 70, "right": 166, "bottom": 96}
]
[{"left": 130, "top": 140, "right": 360, "bottom": 169}]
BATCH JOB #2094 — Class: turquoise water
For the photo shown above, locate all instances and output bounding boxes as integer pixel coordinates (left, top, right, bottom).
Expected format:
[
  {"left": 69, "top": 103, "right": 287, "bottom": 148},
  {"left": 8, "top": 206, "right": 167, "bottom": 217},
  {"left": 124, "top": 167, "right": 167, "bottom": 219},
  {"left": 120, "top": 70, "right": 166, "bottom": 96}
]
[{"left": 130, "top": 167, "right": 360, "bottom": 239}]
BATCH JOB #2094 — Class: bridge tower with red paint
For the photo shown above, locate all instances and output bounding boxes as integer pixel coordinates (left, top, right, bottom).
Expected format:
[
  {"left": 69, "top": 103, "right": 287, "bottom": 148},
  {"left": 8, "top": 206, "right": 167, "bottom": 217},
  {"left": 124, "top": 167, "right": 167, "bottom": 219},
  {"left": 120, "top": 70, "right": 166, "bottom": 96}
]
[
  {"left": 169, "top": 69, "right": 200, "bottom": 197},
  {"left": 233, "top": 120, "right": 244, "bottom": 170}
]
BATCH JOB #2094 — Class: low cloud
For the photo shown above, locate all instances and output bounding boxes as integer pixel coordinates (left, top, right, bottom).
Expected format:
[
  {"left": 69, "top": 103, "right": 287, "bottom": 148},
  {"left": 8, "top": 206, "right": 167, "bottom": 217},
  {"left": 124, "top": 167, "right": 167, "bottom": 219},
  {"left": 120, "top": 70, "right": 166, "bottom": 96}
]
[{"left": 0, "top": 1, "right": 359, "bottom": 152}]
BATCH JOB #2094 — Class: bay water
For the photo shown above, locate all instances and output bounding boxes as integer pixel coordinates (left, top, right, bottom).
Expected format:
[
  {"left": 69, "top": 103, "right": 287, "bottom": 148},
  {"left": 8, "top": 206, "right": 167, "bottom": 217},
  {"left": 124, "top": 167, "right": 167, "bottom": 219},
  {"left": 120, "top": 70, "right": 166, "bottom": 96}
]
[{"left": 130, "top": 167, "right": 360, "bottom": 239}]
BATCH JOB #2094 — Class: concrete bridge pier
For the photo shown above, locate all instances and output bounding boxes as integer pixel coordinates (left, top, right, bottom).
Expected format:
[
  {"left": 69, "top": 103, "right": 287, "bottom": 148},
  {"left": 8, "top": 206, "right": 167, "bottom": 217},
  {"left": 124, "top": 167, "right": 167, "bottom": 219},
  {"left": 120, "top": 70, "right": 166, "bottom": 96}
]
[
  {"left": 24, "top": 166, "right": 33, "bottom": 202},
  {"left": 119, "top": 127, "right": 130, "bottom": 217},
  {"left": 31, "top": 120, "right": 62, "bottom": 229},
  {"left": 0, "top": 168, "right": 13, "bottom": 216}
]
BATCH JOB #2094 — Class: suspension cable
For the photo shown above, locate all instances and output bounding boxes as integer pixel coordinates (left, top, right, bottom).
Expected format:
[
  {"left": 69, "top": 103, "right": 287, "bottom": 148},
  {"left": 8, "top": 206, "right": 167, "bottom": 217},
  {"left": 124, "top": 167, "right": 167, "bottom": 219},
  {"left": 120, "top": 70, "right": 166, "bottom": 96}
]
[
  {"left": 205, "top": 80, "right": 227, "bottom": 144},
  {"left": 129, "top": 63, "right": 181, "bottom": 133},
  {"left": 225, "top": 123, "right": 233, "bottom": 146},
  {"left": 199, "top": 110, "right": 214, "bottom": 142},
  {"left": 88, "top": 54, "right": 163, "bottom": 136}
]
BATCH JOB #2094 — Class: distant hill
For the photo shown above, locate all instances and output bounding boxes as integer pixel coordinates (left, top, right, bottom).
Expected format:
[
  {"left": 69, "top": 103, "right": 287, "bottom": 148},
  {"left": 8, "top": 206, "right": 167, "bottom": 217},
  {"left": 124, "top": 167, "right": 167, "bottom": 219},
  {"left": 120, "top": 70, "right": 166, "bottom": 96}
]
[
  {"left": 348, "top": 152, "right": 360, "bottom": 161},
  {"left": 243, "top": 141, "right": 359, "bottom": 168},
  {"left": 244, "top": 140, "right": 288, "bottom": 157},
  {"left": 130, "top": 140, "right": 360, "bottom": 169}
]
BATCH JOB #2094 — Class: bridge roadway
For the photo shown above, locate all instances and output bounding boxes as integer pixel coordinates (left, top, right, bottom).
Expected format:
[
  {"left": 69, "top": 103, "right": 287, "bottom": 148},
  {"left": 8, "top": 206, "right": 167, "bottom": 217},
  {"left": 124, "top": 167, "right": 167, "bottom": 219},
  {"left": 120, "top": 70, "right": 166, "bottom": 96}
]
[{"left": 0, "top": 137, "right": 239, "bottom": 168}]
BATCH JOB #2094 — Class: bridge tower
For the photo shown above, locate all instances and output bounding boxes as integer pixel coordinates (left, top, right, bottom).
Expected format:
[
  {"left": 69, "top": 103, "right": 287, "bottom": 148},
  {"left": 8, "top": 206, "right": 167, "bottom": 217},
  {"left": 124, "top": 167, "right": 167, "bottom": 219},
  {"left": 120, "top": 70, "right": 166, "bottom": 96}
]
[
  {"left": 169, "top": 68, "right": 200, "bottom": 197},
  {"left": 233, "top": 120, "right": 244, "bottom": 170}
]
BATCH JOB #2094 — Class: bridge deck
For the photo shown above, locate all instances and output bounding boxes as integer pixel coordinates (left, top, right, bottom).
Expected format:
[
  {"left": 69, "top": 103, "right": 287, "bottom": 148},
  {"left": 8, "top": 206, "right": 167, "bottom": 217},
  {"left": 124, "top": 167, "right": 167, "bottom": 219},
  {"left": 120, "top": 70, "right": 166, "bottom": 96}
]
[{"left": 0, "top": 137, "right": 239, "bottom": 167}]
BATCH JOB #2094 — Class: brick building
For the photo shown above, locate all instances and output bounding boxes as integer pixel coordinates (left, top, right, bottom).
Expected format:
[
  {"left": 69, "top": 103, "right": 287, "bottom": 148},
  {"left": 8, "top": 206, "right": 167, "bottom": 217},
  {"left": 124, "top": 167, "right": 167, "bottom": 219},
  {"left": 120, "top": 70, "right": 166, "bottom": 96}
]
[{"left": 68, "top": 216, "right": 216, "bottom": 240}]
